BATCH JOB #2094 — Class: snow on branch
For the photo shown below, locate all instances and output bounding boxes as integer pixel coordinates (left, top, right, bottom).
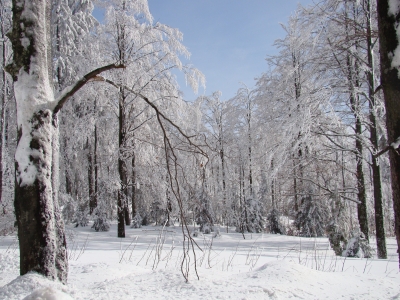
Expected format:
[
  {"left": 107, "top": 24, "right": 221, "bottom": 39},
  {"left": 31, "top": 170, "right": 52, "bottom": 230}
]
[
  {"left": 96, "top": 76, "right": 205, "bottom": 154},
  {"left": 373, "top": 136, "right": 400, "bottom": 158},
  {"left": 53, "top": 64, "right": 125, "bottom": 114}
]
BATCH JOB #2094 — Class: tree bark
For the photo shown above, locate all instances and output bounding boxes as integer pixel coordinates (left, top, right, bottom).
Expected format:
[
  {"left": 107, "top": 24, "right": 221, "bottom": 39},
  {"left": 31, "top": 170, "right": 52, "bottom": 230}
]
[
  {"left": 94, "top": 119, "right": 98, "bottom": 212},
  {"left": 345, "top": 2, "right": 369, "bottom": 240},
  {"left": 6, "top": 0, "right": 124, "bottom": 280},
  {"left": 6, "top": 0, "right": 68, "bottom": 282},
  {"left": 87, "top": 137, "right": 95, "bottom": 214},
  {"left": 0, "top": 3, "right": 8, "bottom": 214},
  {"left": 366, "top": 0, "right": 387, "bottom": 258},
  {"left": 131, "top": 149, "right": 136, "bottom": 218},
  {"left": 376, "top": 0, "right": 400, "bottom": 267},
  {"left": 118, "top": 87, "right": 128, "bottom": 237}
]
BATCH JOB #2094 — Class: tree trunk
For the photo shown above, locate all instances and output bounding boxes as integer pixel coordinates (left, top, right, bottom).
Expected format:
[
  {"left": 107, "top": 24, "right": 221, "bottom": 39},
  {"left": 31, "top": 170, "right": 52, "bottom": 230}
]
[
  {"left": 118, "top": 87, "right": 127, "bottom": 236},
  {"left": 345, "top": 5, "right": 369, "bottom": 240},
  {"left": 166, "top": 186, "right": 172, "bottom": 226},
  {"left": 293, "top": 159, "right": 299, "bottom": 214},
  {"left": 94, "top": 121, "right": 98, "bottom": 212},
  {"left": 131, "top": 150, "right": 136, "bottom": 218},
  {"left": 271, "top": 159, "right": 276, "bottom": 209},
  {"left": 6, "top": 0, "right": 68, "bottom": 282},
  {"left": 0, "top": 0, "right": 9, "bottom": 215},
  {"left": 87, "top": 137, "right": 95, "bottom": 214},
  {"left": 376, "top": 0, "right": 400, "bottom": 268},
  {"left": 219, "top": 138, "right": 227, "bottom": 228},
  {"left": 366, "top": 0, "right": 387, "bottom": 258}
]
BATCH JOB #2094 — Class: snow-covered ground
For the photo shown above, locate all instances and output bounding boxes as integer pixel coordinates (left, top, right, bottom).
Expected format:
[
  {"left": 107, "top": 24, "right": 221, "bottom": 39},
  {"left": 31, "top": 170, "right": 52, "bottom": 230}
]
[{"left": 1, "top": 223, "right": 399, "bottom": 299}]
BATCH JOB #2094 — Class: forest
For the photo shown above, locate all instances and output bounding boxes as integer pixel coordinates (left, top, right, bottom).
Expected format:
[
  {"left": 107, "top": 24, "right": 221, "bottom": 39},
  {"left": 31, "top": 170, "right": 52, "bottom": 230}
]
[{"left": 1, "top": 0, "right": 400, "bottom": 298}]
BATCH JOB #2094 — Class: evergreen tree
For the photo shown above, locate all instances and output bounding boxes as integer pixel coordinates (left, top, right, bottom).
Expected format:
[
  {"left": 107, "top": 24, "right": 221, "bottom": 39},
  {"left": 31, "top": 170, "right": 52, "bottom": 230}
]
[
  {"left": 267, "top": 208, "right": 286, "bottom": 235},
  {"left": 294, "top": 194, "right": 328, "bottom": 237}
]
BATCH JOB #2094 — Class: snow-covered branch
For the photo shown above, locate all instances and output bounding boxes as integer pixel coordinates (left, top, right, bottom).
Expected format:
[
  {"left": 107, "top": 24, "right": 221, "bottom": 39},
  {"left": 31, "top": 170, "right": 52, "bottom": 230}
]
[
  {"left": 373, "top": 136, "right": 400, "bottom": 158},
  {"left": 53, "top": 64, "right": 125, "bottom": 114}
]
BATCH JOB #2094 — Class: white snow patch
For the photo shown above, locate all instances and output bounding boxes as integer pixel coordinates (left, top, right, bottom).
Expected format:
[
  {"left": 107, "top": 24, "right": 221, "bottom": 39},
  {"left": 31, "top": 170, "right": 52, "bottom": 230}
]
[
  {"left": 23, "top": 287, "right": 74, "bottom": 300},
  {"left": 14, "top": 67, "right": 54, "bottom": 186},
  {"left": 13, "top": 0, "right": 55, "bottom": 187},
  {"left": 388, "top": 0, "right": 400, "bottom": 74},
  {"left": 0, "top": 272, "right": 72, "bottom": 300},
  {"left": 389, "top": 0, "right": 400, "bottom": 16},
  {"left": 1, "top": 224, "right": 400, "bottom": 299},
  {"left": 20, "top": 37, "right": 30, "bottom": 49},
  {"left": 391, "top": 136, "right": 400, "bottom": 149}
]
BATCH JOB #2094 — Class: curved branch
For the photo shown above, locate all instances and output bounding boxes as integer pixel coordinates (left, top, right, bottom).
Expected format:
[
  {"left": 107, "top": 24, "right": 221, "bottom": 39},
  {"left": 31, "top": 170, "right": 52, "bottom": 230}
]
[
  {"left": 53, "top": 64, "right": 125, "bottom": 114},
  {"left": 97, "top": 77, "right": 204, "bottom": 150}
]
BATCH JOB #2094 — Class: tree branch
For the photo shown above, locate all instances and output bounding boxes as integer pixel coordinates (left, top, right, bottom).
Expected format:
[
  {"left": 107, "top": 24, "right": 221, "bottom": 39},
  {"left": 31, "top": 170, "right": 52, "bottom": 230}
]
[
  {"left": 96, "top": 77, "right": 205, "bottom": 153},
  {"left": 373, "top": 84, "right": 382, "bottom": 95},
  {"left": 374, "top": 137, "right": 400, "bottom": 158},
  {"left": 53, "top": 64, "right": 125, "bottom": 114}
]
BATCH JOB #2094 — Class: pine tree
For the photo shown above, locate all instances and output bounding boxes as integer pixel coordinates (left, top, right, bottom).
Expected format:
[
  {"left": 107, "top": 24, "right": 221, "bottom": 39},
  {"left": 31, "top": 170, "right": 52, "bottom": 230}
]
[
  {"left": 267, "top": 208, "right": 286, "bottom": 235},
  {"left": 195, "top": 188, "right": 214, "bottom": 234},
  {"left": 294, "top": 194, "right": 328, "bottom": 237}
]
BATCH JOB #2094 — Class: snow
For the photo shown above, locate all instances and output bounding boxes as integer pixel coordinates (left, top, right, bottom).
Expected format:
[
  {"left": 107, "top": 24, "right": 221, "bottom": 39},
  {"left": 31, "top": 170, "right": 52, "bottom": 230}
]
[
  {"left": 14, "top": 0, "right": 56, "bottom": 187},
  {"left": 1, "top": 224, "right": 400, "bottom": 299},
  {"left": 14, "top": 70, "right": 54, "bottom": 188},
  {"left": 14, "top": 70, "right": 40, "bottom": 186},
  {"left": 0, "top": 273, "right": 72, "bottom": 300},
  {"left": 388, "top": 0, "right": 400, "bottom": 17},
  {"left": 23, "top": 287, "right": 73, "bottom": 300},
  {"left": 391, "top": 136, "right": 400, "bottom": 149},
  {"left": 388, "top": 0, "right": 400, "bottom": 73}
]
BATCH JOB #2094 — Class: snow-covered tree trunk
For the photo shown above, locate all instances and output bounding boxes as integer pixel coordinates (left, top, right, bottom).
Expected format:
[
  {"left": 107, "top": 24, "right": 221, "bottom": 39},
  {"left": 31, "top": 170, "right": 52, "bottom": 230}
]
[
  {"left": 376, "top": 0, "right": 400, "bottom": 268},
  {"left": 6, "top": 0, "right": 122, "bottom": 281},
  {"left": 6, "top": 0, "right": 68, "bottom": 282}
]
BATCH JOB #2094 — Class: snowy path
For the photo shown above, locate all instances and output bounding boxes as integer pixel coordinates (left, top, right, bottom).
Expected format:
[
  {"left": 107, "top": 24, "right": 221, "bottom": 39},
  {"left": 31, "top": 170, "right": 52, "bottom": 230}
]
[{"left": 0, "top": 224, "right": 399, "bottom": 299}]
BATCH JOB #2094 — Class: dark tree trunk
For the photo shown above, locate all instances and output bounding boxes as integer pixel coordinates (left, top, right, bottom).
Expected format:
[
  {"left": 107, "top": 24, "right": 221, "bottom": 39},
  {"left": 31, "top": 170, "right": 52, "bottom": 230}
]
[
  {"left": 293, "top": 48, "right": 303, "bottom": 213},
  {"left": 117, "top": 156, "right": 126, "bottom": 237},
  {"left": 0, "top": 10, "right": 6, "bottom": 213},
  {"left": 219, "top": 139, "right": 227, "bottom": 229},
  {"left": 64, "top": 136, "right": 73, "bottom": 196},
  {"left": 87, "top": 138, "right": 95, "bottom": 214},
  {"left": 345, "top": 5, "right": 369, "bottom": 240},
  {"left": 116, "top": 6, "right": 130, "bottom": 230},
  {"left": 242, "top": 165, "right": 250, "bottom": 232},
  {"left": 94, "top": 121, "right": 98, "bottom": 211},
  {"left": 293, "top": 160, "right": 299, "bottom": 214},
  {"left": 131, "top": 151, "right": 136, "bottom": 218},
  {"left": 166, "top": 187, "right": 172, "bottom": 226},
  {"left": 14, "top": 111, "right": 68, "bottom": 282},
  {"left": 355, "top": 134, "right": 369, "bottom": 241},
  {"left": 124, "top": 203, "right": 131, "bottom": 226},
  {"left": 376, "top": 0, "right": 400, "bottom": 267},
  {"left": 118, "top": 87, "right": 128, "bottom": 236},
  {"left": 366, "top": 0, "right": 387, "bottom": 258},
  {"left": 65, "top": 170, "right": 72, "bottom": 195},
  {"left": 271, "top": 159, "right": 276, "bottom": 209}
]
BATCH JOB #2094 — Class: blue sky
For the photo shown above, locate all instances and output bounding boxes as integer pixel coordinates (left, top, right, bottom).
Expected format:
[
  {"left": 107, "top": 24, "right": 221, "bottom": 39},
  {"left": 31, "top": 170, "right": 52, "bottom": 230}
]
[{"left": 94, "top": 1, "right": 314, "bottom": 101}]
